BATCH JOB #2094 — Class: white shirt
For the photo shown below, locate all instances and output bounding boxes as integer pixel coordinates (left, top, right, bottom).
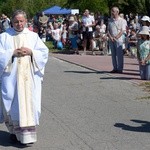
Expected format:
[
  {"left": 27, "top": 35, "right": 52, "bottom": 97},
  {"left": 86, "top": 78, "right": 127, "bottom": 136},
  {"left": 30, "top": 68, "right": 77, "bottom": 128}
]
[
  {"left": 100, "top": 24, "right": 106, "bottom": 33},
  {"left": 51, "top": 28, "right": 61, "bottom": 41},
  {"left": 82, "top": 15, "right": 95, "bottom": 32},
  {"left": 108, "top": 17, "right": 126, "bottom": 42}
]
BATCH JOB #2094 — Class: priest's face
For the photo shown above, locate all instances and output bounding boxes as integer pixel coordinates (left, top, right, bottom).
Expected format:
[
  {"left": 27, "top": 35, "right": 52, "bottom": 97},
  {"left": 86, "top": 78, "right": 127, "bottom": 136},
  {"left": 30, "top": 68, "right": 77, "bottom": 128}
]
[{"left": 12, "top": 14, "right": 27, "bottom": 32}]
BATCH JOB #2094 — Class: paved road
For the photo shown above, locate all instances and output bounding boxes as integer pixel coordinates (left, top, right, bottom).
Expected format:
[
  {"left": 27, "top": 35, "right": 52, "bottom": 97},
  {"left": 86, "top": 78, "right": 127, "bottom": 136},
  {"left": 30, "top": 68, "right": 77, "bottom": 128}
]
[
  {"left": 0, "top": 56, "right": 150, "bottom": 150},
  {"left": 52, "top": 54, "right": 141, "bottom": 84}
]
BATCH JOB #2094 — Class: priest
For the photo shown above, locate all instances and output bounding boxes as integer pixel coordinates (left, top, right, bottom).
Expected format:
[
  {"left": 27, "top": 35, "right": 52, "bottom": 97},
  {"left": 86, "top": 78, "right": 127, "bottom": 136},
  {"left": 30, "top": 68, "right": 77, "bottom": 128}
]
[{"left": 0, "top": 10, "right": 49, "bottom": 144}]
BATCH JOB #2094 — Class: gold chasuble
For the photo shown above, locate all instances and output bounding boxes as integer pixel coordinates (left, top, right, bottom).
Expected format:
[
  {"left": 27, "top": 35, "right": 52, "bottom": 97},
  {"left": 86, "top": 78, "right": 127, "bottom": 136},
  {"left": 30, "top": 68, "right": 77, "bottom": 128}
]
[{"left": 13, "top": 33, "right": 35, "bottom": 127}]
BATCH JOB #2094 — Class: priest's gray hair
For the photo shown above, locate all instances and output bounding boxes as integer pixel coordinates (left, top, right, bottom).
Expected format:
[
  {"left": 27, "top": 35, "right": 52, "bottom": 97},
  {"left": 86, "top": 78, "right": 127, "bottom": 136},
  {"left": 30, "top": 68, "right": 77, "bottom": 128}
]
[{"left": 12, "top": 10, "right": 27, "bottom": 20}]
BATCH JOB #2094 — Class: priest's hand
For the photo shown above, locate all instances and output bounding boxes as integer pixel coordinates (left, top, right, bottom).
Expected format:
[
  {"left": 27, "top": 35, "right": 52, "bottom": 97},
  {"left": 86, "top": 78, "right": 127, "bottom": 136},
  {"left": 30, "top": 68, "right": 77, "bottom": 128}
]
[
  {"left": 20, "top": 47, "right": 32, "bottom": 56},
  {"left": 13, "top": 47, "right": 32, "bottom": 57},
  {"left": 13, "top": 48, "right": 23, "bottom": 57}
]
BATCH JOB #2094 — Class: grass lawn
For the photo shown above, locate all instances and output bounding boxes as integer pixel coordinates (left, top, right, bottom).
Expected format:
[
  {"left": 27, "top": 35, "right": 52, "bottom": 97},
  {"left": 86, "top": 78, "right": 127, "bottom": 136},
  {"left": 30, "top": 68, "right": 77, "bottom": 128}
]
[
  {"left": 45, "top": 41, "right": 74, "bottom": 54},
  {"left": 139, "top": 81, "right": 150, "bottom": 99},
  {"left": 140, "top": 81, "right": 150, "bottom": 92}
]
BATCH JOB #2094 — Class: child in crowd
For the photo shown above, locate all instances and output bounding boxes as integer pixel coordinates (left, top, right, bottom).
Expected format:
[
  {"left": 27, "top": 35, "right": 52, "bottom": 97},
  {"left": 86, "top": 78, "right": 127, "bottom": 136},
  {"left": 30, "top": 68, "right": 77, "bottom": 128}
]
[
  {"left": 51, "top": 23, "right": 63, "bottom": 49},
  {"left": 127, "top": 29, "right": 137, "bottom": 57},
  {"left": 61, "top": 24, "right": 68, "bottom": 47},
  {"left": 137, "top": 26, "right": 150, "bottom": 80},
  {"left": 28, "top": 22, "right": 33, "bottom": 31},
  {"left": 46, "top": 22, "right": 53, "bottom": 41},
  {"left": 93, "top": 25, "right": 102, "bottom": 50},
  {"left": 39, "top": 26, "right": 46, "bottom": 42}
]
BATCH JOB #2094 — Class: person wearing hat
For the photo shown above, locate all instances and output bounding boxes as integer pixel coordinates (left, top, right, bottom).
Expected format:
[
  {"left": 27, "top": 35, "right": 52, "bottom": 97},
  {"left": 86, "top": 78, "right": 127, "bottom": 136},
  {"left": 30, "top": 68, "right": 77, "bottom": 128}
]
[
  {"left": 137, "top": 16, "right": 150, "bottom": 63},
  {"left": 137, "top": 26, "right": 150, "bottom": 80},
  {"left": 140, "top": 16, "right": 150, "bottom": 26},
  {"left": 68, "top": 15, "right": 79, "bottom": 54},
  {"left": 137, "top": 15, "right": 150, "bottom": 34}
]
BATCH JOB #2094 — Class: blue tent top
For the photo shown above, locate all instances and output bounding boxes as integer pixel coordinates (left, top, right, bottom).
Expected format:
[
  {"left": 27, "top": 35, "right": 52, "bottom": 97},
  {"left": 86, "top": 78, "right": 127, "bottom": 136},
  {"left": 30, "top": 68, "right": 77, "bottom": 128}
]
[{"left": 43, "top": 5, "right": 71, "bottom": 15}]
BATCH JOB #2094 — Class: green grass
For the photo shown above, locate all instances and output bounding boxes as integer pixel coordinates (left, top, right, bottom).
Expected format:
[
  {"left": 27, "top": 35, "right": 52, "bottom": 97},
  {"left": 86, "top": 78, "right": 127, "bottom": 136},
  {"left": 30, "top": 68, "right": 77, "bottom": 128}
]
[
  {"left": 139, "top": 81, "right": 150, "bottom": 92},
  {"left": 138, "top": 81, "right": 150, "bottom": 100},
  {"left": 45, "top": 41, "right": 59, "bottom": 53},
  {"left": 138, "top": 96, "right": 150, "bottom": 100},
  {"left": 45, "top": 41, "right": 73, "bottom": 54}
]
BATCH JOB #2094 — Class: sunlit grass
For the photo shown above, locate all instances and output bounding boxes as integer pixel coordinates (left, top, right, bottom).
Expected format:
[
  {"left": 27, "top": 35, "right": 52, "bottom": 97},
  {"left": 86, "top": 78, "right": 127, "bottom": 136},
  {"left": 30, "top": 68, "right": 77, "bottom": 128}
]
[
  {"left": 45, "top": 41, "right": 72, "bottom": 54},
  {"left": 45, "top": 41, "right": 59, "bottom": 53},
  {"left": 138, "top": 81, "right": 150, "bottom": 100},
  {"left": 139, "top": 81, "right": 150, "bottom": 92}
]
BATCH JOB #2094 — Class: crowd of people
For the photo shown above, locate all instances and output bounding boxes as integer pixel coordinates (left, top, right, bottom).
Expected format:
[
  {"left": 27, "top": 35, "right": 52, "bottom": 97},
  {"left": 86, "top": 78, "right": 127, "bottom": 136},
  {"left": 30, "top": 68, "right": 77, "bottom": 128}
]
[
  {"left": 107, "top": 6, "right": 150, "bottom": 80},
  {"left": 30, "top": 10, "right": 108, "bottom": 54},
  {"left": 0, "top": 11, "right": 149, "bottom": 50},
  {"left": 0, "top": 9, "right": 149, "bottom": 79},
  {"left": 0, "top": 6, "right": 149, "bottom": 147},
  {"left": 28, "top": 10, "right": 148, "bottom": 57},
  {"left": 29, "top": 8, "right": 150, "bottom": 80},
  {"left": 0, "top": 8, "right": 149, "bottom": 79}
]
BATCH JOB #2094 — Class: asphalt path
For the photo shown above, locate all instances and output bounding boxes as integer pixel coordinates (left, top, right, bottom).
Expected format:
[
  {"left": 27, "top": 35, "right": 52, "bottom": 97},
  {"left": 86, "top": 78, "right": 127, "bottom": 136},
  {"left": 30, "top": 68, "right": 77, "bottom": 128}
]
[{"left": 0, "top": 56, "right": 150, "bottom": 150}]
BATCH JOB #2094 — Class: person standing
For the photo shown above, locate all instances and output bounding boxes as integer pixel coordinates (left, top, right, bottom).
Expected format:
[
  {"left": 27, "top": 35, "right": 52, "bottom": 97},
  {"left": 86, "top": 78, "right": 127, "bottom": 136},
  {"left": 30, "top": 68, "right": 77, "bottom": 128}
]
[
  {"left": 38, "top": 12, "right": 49, "bottom": 38},
  {"left": 136, "top": 16, "right": 150, "bottom": 62},
  {"left": 0, "top": 10, "right": 48, "bottom": 145},
  {"left": 68, "top": 16, "right": 79, "bottom": 54},
  {"left": 1, "top": 14, "right": 11, "bottom": 32},
  {"left": 61, "top": 24, "right": 68, "bottom": 47},
  {"left": 51, "top": 22, "right": 63, "bottom": 50},
  {"left": 137, "top": 26, "right": 150, "bottom": 80},
  {"left": 107, "top": 6, "right": 126, "bottom": 73},
  {"left": 119, "top": 13, "right": 128, "bottom": 54},
  {"left": 81, "top": 9, "right": 95, "bottom": 55},
  {"left": 38, "top": 11, "right": 49, "bottom": 28}
]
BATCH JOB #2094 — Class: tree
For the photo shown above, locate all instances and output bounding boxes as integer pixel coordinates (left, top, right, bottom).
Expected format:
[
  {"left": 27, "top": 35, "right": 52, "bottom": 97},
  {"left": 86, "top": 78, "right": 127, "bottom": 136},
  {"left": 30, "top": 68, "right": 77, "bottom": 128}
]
[
  {"left": 0, "top": 0, "right": 149, "bottom": 18},
  {"left": 64, "top": 0, "right": 109, "bottom": 15},
  {"left": 0, "top": 0, "right": 63, "bottom": 18}
]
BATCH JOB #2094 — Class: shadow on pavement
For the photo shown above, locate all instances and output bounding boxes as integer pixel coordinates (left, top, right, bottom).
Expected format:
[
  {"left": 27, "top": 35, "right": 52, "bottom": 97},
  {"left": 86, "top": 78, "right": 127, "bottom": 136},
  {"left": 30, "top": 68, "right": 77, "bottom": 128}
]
[
  {"left": 124, "top": 62, "right": 139, "bottom": 66},
  {"left": 64, "top": 70, "right": 108, "bottom": 74},
  {"left": 114, "top": 119, "right": 150, "bottom": 133},
  {"left": 64, "top": 71, "right": 140, "bottom": 80},
  {"left": 123, "top": 69, "right": 139, "bottom": 72},
  {"left": 100, "top": 76, "right": 140, "bottom": 81},
  {"left": 121, "top": 72, "right": 139, "bottom": 76},
  {"left": 0, "top": 130, "right": 10, "bottom": 146},
  {"left": 0, "top": 130, "right": 30, "bottom": 148}
]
